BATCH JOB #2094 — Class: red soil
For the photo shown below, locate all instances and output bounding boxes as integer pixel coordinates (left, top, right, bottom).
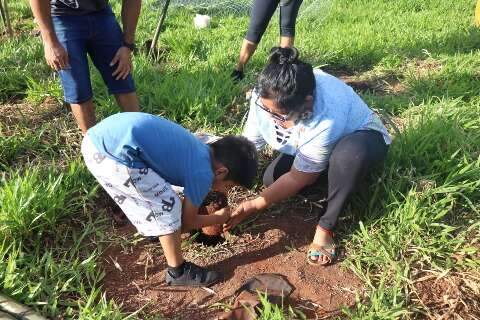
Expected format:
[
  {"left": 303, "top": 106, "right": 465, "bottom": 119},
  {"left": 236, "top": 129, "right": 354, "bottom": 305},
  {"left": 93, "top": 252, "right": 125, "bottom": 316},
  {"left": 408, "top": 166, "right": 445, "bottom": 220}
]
[{"left": 101, "top": 206, "right": 363, "bottom": 319}]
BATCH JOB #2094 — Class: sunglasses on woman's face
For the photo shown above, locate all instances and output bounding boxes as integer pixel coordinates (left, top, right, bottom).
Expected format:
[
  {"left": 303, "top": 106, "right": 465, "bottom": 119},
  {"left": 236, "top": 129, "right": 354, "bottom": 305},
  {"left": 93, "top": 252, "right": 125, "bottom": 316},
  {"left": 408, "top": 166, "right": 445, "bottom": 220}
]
[{"left": 255, "top": 96, "right": 292, "bottom": 122}]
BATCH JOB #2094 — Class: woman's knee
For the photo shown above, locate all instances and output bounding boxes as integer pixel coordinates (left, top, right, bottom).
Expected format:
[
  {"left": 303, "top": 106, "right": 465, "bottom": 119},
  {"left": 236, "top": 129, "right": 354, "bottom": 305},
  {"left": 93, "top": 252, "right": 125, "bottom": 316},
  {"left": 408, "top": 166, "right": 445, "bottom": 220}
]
[
  {"left": 262, "top": 154, "right": 294, "bottom": 186},
  {"left": 330, "top": 138, "right": 369, "bottom": 168}
]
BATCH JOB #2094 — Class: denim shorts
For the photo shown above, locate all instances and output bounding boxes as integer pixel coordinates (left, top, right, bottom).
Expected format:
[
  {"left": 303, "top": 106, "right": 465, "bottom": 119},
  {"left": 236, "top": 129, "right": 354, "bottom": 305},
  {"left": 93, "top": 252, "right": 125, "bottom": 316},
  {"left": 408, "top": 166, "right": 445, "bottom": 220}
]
[{"left": 52, "top": 6, "right": 135, "bottom": 104}]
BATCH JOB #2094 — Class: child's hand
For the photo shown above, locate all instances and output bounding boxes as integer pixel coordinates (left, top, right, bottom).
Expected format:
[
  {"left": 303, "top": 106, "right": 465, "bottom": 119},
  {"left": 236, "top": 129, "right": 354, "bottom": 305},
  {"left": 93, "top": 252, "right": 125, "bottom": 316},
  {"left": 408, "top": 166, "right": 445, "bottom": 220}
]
[{"left": 214, "top": 206, "right": 231, "bottom": 225}]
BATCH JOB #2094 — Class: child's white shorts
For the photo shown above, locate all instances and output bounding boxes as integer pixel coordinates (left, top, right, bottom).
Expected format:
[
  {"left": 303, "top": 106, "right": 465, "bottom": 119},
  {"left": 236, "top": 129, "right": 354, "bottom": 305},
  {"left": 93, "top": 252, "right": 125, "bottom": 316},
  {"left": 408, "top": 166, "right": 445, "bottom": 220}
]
[{"left": 81, "top": 135, "right": 182, "bottom": 236}]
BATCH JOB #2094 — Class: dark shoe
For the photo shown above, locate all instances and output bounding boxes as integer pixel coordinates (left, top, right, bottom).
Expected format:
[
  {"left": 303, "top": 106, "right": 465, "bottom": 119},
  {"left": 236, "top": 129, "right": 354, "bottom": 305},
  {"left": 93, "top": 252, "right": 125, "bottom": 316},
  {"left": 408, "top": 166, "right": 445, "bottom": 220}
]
[
  {"left": 165, "top": 261, "right": 221, "bottom": 287},
  {"left": 231, "top": 69, "right": 244, "bottom": 82},
  {"left": 145, "top": 236, "right": 159, "bottom": 243}
]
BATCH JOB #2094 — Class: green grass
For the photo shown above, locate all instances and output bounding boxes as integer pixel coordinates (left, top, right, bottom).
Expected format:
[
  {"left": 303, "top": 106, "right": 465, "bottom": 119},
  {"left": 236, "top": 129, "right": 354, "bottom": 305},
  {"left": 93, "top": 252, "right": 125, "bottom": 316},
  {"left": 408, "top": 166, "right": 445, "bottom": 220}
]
[{"left": 1, "top": 0, "right": 480, "bottom": 318}]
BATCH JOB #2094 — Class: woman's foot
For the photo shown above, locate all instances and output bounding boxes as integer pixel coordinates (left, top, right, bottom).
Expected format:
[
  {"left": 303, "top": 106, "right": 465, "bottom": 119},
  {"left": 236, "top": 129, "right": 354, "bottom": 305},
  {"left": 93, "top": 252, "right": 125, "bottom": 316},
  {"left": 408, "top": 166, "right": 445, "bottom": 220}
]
[{"left": 307, "top": 226, "right": 336, "bottom": 266}]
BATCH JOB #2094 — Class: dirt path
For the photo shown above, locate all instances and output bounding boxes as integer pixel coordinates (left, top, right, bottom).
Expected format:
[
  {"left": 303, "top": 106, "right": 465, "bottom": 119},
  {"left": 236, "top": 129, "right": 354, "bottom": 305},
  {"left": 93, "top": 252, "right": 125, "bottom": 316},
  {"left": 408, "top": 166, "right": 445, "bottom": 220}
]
[{"left": 101, "top": 205, "right": 363, "bottom": 319}]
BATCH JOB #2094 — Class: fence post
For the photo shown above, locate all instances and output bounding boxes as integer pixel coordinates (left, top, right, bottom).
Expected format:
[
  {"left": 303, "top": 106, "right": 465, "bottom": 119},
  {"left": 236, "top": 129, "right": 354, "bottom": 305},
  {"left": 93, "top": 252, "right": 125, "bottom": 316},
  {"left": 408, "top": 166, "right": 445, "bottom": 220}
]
[
  {"left": 0, "top": 0, "right": 13, "bottom": 38},
  {"left": 149, "top": 0, "right": 171, "bottom": 57}
]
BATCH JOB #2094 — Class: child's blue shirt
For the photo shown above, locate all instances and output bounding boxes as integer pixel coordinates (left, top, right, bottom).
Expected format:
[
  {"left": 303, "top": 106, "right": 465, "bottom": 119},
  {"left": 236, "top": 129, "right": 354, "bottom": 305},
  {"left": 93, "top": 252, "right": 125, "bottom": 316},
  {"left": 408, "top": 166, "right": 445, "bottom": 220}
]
[{"left": 87, "top": 112, "right": 213, "bottom": 207}]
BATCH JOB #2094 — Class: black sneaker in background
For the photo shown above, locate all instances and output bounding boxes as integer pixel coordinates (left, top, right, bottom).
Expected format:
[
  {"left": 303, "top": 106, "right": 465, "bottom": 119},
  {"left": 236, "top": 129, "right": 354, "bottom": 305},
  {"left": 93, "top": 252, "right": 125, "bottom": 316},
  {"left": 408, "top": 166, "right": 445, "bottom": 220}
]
[
  {"left": 165, "top": 261, "right": 221, "bottom": 287},
  {"left": 231, "top": 69, "right": 244, "bottom": 82}
]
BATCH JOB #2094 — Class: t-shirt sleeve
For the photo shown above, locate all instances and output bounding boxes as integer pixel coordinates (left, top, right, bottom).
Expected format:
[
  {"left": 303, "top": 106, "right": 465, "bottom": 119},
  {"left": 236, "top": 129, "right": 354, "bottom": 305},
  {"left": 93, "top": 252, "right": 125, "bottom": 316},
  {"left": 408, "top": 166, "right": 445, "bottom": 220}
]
[
  {"left": 184, "top": 170, "right": 213, "bottom": 207},
  {"left": 242, "top": 93, "right": 266, "bottom": 151},
  {"left": 293, "top": 121, "right": 345, "bottom": 173},
  {"left": 293, "top": 144, "right": 334, "bottom": 173}
]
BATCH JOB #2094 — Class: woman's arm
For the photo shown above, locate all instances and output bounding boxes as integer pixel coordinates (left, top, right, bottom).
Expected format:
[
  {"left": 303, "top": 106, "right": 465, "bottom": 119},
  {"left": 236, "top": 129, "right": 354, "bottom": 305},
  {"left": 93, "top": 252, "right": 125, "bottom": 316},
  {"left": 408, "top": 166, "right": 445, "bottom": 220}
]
[
  {"left": 224, "top": 167, "right": 319, "bottom": 230},
  {"left": 256, "top": 167, "right": 319, "bottom": 209}
]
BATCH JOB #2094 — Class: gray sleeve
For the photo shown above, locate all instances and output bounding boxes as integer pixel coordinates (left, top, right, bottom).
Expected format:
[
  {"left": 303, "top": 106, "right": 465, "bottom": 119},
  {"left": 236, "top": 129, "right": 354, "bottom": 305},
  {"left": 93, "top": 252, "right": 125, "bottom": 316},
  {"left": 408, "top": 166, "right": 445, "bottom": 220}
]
[{"left": 293, "top": 144, "right": 335, "bottom": 173}]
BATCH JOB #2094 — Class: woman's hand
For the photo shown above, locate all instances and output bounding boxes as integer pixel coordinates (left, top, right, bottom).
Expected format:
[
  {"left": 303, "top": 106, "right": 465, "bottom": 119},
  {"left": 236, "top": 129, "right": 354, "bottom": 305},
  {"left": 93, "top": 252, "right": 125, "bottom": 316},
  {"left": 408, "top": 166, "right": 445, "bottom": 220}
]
[{"left": 223, "top": 200, "right": 258, "bottom": 231}]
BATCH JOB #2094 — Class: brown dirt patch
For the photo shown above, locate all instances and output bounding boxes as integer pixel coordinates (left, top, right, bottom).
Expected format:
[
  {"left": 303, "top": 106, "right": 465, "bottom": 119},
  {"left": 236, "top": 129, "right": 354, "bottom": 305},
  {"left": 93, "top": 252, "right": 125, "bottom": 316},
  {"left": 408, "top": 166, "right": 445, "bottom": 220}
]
[
  {"left": 413, "top": 272, "right": 480, "bottom": 319},
  {"left": 101, "top": 205, "right": 363, "bottom": 319},
  {"left": 0, "top": 98, "right": 65, "bottom": 130},
  {"left": 407, "top": 58, "right": 443, "bottom": 78},
  {"left": 339, "top": 74, "right": 406, "bottom": 96}
]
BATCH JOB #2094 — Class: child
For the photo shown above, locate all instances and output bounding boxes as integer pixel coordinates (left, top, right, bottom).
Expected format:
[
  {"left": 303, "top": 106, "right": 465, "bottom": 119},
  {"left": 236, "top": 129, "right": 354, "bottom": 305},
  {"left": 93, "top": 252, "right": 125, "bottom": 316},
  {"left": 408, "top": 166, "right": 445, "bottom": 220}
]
[{"left": 81, "top": 112, "right": 258, "bottom": 286}]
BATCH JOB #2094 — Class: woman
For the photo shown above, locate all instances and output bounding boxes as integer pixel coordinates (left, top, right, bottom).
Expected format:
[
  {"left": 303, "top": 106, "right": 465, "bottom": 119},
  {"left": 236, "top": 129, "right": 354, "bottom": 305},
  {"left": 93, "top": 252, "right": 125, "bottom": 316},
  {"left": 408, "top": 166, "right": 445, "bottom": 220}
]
[
  {"left": 225, "top": 47, "right": 392, "bottom": 265},
  {"left": 231, "top": 0, "right": 303, "bottom": 81}
]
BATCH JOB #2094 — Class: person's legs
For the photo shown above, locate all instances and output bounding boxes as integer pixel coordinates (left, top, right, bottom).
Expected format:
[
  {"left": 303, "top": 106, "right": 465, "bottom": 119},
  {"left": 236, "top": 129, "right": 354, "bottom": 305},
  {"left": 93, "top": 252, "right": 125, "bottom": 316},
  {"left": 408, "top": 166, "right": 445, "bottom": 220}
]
[
  {"left": 234, "top": 0, "right": 279, "bottom": 75},
  {"left": 70, "top": 100, "right": 96, "bottom": 134},
  {"left": 52, "top": 15, "right": 96, "bottom": 134},
  {"left": 114, "top": 92, "right": 140, "bottom": 112},
  {"left": 87, "top": 7, "right": 138, "bottom": 111},
  {"left": 280, "top": 36, "right": 294, "bottom": 48},
  {"left": 159, "top": 230, "right": 184, "bottom": 268},
  {"left": 279, "top": 0, "right": 302, "bottom": 47},
  {"left": 311, "top": 130, "right": 388, "bottom": 264},
  {"left": 235, "top": 40, "right": 259, "bottom": 73},
  {"left": 263, "top": 153, "right": 328, "bottom": 197}
]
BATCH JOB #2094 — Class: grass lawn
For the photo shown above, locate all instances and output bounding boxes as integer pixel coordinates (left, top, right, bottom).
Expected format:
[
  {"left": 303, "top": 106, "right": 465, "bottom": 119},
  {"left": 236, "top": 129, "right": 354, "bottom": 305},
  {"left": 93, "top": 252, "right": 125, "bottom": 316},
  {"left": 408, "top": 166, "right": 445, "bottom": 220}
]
[{"left": 1, "top": 0, "right": 479, "bottom": 318}]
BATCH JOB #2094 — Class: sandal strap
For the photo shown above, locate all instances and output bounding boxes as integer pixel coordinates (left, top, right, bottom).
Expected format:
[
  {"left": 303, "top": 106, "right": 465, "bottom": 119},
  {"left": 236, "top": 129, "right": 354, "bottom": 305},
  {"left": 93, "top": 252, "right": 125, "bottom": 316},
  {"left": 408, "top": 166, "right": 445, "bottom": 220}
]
[{"left": 308, "top": 243, "right": 336, "bottom": 260}]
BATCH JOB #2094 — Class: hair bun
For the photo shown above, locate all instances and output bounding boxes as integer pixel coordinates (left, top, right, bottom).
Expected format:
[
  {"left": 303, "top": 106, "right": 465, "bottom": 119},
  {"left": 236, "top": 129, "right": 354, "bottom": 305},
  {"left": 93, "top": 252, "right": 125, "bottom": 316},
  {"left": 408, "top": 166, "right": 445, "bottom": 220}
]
[{"left": 268, "top": 47, "right": 299, "bottom": 65}]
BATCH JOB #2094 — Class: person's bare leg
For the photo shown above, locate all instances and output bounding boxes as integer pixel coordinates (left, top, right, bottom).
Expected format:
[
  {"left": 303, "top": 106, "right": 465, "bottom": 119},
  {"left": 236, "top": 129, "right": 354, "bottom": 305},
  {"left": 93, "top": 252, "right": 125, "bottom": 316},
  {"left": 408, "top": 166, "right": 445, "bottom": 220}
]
[
  {"left": 159, "top": 230, "right": 184, "bottom": 268},
  {"left": 280, "top": 36, "right": 294, "bottom": 48},
  {"left": 70, "top": 99, "right": 96, "bottom": 134},
  {"left": 114, "top": 92, "right": 140, "bottom": 112},
  {"left": 235, "top": 39, "right": 258, "bottom": 72}
]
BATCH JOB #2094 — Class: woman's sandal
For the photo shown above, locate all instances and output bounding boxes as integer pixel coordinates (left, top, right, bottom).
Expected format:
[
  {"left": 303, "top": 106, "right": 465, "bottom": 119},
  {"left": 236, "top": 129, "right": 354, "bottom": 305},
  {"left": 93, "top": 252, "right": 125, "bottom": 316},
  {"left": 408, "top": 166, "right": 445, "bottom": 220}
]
[
  {"left": 307, "top": 243, "right": 337, "bottom": 266},
  {"left": 307, "top": 227, "right": 337, "bottom": 266}
]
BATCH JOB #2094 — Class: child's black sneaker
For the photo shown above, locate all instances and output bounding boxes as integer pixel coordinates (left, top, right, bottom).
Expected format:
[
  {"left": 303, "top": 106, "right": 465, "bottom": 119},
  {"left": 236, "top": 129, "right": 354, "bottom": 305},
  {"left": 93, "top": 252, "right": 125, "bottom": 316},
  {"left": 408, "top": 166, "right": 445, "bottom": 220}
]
[
  {"left": 231, "top": 69, "right": 244, "bottom": 82},
  {"left": 145, "top": 236, "right": 159, "bottom": 243},
  {"left": 165, "top": 261, "right": 220, "bottom": 287}
]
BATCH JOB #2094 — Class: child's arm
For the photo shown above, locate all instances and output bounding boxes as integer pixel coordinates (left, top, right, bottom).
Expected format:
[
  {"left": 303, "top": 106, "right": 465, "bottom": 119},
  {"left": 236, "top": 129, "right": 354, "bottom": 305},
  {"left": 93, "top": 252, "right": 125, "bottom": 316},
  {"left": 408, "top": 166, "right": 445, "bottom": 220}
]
[{"left": 181, "top": 197, "right": 231, "bottom": 232}]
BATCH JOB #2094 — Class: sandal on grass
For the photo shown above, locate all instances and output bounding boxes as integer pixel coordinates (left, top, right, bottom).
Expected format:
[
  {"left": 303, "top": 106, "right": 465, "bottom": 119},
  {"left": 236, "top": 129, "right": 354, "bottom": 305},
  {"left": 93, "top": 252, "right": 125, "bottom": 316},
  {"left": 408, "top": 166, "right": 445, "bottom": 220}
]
[{"left": 307, "top": 242, "right": 337, "bottom": 266}]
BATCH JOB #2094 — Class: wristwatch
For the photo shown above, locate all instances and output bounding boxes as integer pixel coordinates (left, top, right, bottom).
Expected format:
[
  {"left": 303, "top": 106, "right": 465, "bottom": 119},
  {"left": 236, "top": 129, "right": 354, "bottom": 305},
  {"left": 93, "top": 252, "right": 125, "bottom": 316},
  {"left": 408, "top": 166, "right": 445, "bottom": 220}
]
[{"left": 122, "top": 40, "right": 136, "bottom": 52}]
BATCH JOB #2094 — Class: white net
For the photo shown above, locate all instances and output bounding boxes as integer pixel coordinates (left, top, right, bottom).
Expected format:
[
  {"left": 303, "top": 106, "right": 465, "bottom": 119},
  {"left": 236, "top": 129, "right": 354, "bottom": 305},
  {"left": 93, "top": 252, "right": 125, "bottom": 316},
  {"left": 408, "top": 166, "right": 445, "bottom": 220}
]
[
  {"left": 298, "top": 0, "right": 334, "bottom": 21},
  {"left": 168, "top": 0, "right": 252, "bottom": 16},
  {"left": 162, "top": 0, "right": 334, "bottom": 20}
]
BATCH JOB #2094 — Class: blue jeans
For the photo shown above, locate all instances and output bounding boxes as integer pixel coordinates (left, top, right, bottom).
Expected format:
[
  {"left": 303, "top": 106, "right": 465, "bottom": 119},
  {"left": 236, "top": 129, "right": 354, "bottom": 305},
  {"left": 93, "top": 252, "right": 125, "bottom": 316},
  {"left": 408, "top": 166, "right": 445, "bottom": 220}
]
[{"left": 52, "top": 6, "right": 135, "bottom": 104}]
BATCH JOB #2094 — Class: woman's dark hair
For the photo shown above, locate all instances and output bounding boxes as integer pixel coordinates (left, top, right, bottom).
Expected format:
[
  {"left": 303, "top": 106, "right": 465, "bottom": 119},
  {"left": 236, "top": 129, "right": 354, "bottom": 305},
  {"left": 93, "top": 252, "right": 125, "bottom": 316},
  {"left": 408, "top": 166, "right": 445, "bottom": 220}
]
[
  {"left": 256, "top": 47, "right": 315, "bottom": 113},
  {"left": 210, "top": 136, "right": 258, "bottom": 189}
]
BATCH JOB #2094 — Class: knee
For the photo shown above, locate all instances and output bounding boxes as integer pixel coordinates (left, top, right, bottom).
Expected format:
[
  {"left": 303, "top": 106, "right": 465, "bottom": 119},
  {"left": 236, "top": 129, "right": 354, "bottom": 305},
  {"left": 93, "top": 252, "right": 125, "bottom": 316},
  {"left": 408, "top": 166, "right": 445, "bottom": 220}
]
[
  {"left": 262, "top": 166, "right": 275, "bottom": 187},
  {"left": 329, "top": 142, "right": 369, "bottom": 175}
]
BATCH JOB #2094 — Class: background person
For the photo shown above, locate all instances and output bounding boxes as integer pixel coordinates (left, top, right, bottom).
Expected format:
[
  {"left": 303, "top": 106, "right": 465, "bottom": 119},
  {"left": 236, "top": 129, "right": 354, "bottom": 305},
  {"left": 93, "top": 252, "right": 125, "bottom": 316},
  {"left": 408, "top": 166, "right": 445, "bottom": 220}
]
[
  {"left": 29, "top": 0, "right": 142, "bottom": 134},
  {"left": 231, "top": 0, "right": 303, "bottom": 81},
  {"left": 225, "top": 47, "right": 391, "bottom": 266}
]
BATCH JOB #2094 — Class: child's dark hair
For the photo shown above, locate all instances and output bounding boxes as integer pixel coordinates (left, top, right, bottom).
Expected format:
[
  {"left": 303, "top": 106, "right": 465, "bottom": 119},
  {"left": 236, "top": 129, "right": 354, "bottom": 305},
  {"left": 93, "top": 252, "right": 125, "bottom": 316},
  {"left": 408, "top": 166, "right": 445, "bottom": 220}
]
[
  {"left": 210, "top": 136, "right": 258, "bottom": 189},
  {"left": 256, "top": 47, "right": 315, "bottom": 113}
]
